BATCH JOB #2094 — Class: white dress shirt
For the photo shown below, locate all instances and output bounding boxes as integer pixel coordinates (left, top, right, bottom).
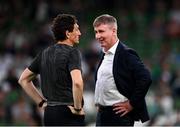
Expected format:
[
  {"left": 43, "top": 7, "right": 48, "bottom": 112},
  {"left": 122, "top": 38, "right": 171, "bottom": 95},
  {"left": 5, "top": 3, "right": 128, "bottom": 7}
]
[{"left": 95, "top": 41, "right": 128, "bottom": 106}]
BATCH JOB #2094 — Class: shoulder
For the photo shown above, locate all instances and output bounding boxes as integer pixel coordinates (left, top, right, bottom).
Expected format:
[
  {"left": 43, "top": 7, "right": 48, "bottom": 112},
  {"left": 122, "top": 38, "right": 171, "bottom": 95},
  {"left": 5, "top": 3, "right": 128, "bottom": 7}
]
[
  {"left": 126, "top": 48, "right": 139, "bottom": 57},
  {"left": 120, "top": 43, "right": 139, "bottom": 58},
  {"left": 70, "top": 47, "right": 81, "bottom": 54},
  {"left": 42, "top": 44, "right": 55, "bottom": 54}
]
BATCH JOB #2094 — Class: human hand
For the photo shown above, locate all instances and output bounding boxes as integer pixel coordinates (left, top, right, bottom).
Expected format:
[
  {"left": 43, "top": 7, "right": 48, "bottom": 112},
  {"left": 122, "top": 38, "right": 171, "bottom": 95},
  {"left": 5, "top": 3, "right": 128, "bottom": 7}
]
[
  {"left": 41, "top": 101, "right": 47, "bottom": 109},
  {"left": 113, "top": 100, "right": 133, "bottom": 117},
  {"left": 38, "top": 101, "right": 47, "bottom": 114},
  {"left": 68, "top": 105, "right": 85, "bottom": 115}
]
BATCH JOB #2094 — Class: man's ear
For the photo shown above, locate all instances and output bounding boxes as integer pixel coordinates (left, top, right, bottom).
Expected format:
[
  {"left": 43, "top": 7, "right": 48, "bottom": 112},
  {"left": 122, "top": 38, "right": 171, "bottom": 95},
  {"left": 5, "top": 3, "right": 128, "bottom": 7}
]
[
  {"left": 113, "top": 27, "right": 117, "bottom": 32},
  {"left": 66, "top": 30, "right": 70, "bottom": 39},
  {"left": 112, "top": 27, "right": 117, "bottom": 35}
]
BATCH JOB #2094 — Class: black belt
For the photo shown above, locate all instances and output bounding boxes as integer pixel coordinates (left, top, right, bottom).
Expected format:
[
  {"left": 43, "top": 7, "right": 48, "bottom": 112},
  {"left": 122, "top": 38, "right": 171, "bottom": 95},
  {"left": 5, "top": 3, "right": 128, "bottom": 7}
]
[
  {"left": 47, "top": 101, "right": 73, "bottom": 106},
  {"left": 98, "top": 105, "right": 113, "bottom": 110}
]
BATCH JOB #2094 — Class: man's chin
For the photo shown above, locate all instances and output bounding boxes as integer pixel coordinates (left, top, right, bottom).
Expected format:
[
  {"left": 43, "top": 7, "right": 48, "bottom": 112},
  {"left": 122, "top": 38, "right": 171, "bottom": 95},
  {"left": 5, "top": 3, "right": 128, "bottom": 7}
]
[
  {"left": 73, "top": 41, "right": 79, "bottom": 46},
  {"left": 75, "top": 41, "right": 79, "bottom": 44}
]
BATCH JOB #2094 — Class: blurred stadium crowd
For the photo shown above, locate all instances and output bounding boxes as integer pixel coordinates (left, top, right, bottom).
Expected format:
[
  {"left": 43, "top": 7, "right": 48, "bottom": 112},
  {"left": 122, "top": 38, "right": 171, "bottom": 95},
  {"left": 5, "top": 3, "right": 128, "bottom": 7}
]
[{"left": 0, "top": 0, "right": 180, "bottom": 126}]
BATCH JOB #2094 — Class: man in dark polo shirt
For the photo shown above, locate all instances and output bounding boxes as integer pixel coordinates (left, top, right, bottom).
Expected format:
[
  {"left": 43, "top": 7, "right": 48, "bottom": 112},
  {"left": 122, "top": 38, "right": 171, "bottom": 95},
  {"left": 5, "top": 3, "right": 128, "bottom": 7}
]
[{"left": 18, "top": 14, "right": 85, "bottom": 126}]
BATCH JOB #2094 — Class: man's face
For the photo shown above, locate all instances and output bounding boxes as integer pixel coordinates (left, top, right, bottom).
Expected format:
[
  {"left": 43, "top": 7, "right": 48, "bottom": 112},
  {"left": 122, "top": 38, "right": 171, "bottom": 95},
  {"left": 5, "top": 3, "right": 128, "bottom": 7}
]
[
  {"left": 68, "top": 23, "right": 81, "bottom": 44},
  {"left": 94, "top": 24, "right": 115, "bottom": 52}
]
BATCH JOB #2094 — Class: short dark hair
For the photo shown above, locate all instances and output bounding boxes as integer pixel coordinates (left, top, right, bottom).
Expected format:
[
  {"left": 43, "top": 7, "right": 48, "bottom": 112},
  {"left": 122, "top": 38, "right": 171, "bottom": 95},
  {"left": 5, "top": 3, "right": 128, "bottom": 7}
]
[
  {"left": 93, "top": 14, "right": 117, "bottom": 29},
  {"left": 51, "top": 14, "right": 77, "bottom": 42}
]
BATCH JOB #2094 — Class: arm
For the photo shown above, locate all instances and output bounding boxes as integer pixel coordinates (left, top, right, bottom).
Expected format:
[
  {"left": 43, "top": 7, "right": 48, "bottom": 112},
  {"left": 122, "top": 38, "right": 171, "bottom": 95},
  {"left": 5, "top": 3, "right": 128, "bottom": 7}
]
[
  {"left": 113, "top": 49, "right": 151, "bottom": 116},
  {"left": 127, "top": 49, "right": 152, "bottom": 109},
  {"left": 68, "top": 69, "right": 84, "bottom": 115},
  {"left": 68, "top": 49, "right": 84, "bottom": 114},
  {"left": 18, "top": 68, "right": 46, "bottom": 107},
  {"left": 70, "top": 69, "right": 84, "bottom": 110}
]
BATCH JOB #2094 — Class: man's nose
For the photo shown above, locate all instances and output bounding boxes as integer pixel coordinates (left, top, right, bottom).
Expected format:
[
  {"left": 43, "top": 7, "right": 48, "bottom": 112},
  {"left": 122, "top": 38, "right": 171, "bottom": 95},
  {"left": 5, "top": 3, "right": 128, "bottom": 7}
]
[
  {"left": 78, "top": 30, "right": 81, "bottom": 36},
  {"left": 96, "top": 33, "right": 100, "bottom": 39}
]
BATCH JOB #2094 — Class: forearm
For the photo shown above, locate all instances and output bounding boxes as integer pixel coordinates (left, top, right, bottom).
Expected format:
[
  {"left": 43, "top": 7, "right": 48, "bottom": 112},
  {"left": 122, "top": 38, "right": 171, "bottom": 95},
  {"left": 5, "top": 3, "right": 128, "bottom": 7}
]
[
  {"left": 129, "top": 78, "right": 151, "bottom": 109},
  {"left": 18, "top": 68, "right": 45, "bottom": 106},
  {"left": 73, "top": 81, "right": 83, "bottom": 109},
  {"left": 70, "top": 69, "right": 84, "bottom": 109},
  {"left": 20, "top": 81, "right": 45, "bottom": 105}
]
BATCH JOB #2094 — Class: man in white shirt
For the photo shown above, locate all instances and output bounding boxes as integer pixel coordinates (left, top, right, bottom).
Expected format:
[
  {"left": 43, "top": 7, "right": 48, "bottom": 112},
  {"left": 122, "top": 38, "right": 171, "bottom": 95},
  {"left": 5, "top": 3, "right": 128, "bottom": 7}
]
[{"left": 93, "top": 14, "right": 152, "bottom": 126}]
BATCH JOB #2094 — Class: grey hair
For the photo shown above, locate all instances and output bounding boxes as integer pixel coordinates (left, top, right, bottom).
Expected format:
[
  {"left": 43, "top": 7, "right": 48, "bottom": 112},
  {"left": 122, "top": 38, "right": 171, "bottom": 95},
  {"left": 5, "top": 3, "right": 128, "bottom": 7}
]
[{"left": 93, "top": 14, "right": 117, "bottom": 29}]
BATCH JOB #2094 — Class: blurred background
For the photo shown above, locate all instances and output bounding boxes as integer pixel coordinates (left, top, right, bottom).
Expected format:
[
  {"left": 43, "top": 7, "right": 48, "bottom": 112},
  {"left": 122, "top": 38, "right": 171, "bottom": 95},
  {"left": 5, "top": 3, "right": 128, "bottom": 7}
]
[{"left": 0, "top": 0, "right": 180, "bottom": 126}]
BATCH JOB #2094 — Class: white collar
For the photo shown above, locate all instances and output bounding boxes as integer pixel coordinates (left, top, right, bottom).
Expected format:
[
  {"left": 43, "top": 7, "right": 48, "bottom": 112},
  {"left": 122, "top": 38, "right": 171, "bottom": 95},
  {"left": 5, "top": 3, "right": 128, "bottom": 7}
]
[{"left": 105, "top": 40, "right": 119, "bottom": 54}]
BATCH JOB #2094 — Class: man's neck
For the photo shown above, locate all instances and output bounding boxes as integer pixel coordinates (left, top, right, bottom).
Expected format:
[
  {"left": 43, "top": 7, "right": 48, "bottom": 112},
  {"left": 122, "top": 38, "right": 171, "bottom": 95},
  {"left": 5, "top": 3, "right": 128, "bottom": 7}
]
[{"left": 57, "top": 40, "right": 73, "bottom": 47}]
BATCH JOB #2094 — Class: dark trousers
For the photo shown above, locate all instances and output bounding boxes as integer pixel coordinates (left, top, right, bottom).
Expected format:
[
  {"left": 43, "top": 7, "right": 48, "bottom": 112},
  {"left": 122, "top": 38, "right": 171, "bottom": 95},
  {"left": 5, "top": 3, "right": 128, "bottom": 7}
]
[
  {"left": 44, "top": 105, "right": 85, "bottom": 126},
  {"left": 96, "top": 106, "right": 134, "bottom": 126}
]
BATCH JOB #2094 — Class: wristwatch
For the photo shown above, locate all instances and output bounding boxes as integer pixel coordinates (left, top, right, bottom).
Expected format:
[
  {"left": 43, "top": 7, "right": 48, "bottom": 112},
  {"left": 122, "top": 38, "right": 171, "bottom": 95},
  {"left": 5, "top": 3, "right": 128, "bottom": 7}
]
[
  {"left": 38, "top": 99, "right": 46, "bottom": 107},
  {"left": 74, "top": 107, "right": 82, "bottom": 112}
]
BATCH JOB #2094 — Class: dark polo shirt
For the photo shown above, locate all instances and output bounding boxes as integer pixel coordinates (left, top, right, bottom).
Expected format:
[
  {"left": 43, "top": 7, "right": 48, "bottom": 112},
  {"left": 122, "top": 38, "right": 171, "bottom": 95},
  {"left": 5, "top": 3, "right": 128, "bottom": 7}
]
[{"left": 28, "top": 44, "right": 82, "bottom": 105}]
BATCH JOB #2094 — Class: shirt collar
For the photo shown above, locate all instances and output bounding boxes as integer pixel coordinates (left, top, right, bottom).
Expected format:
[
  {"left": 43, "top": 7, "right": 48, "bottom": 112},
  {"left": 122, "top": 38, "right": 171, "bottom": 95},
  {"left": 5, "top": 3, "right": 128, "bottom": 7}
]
[{"left": 106, "top": 40, "right": 119, "bottom": 54}]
